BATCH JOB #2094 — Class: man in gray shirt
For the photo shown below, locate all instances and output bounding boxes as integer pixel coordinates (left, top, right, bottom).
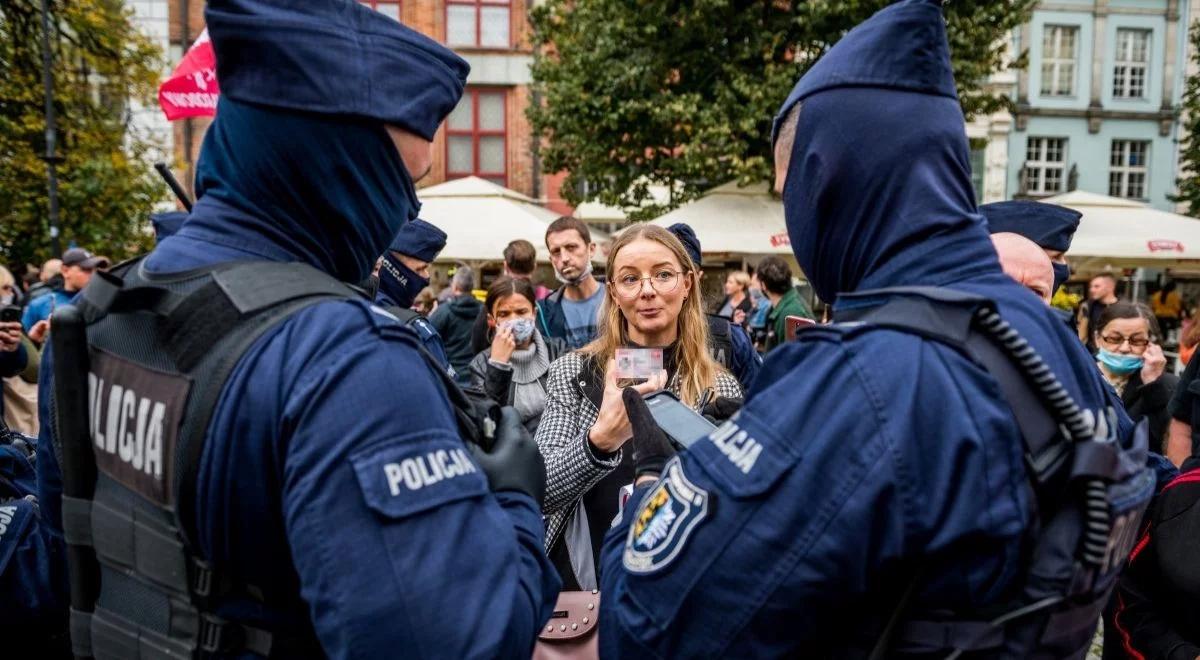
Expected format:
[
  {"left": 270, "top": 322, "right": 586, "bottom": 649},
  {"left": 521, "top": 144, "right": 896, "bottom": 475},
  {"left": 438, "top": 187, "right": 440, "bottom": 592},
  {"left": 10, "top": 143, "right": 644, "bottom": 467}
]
[{"left": 539, "top": 216, "right": 606, "bottom": 349}]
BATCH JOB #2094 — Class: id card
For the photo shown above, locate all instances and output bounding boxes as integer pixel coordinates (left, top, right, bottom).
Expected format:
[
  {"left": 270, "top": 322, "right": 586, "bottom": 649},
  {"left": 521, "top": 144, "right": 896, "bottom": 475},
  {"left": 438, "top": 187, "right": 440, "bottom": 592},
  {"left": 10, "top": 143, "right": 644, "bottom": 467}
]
[{"left": 615, "top": 347, "right": 663, "bottom": 387}]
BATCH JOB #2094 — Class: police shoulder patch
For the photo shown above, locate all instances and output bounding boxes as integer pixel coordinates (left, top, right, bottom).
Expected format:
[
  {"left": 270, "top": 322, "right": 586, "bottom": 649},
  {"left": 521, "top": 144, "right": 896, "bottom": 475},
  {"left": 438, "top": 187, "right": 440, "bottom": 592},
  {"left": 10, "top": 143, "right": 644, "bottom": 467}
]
[{"left": 623, "top": 459, "right": 709, "bottom": 574}]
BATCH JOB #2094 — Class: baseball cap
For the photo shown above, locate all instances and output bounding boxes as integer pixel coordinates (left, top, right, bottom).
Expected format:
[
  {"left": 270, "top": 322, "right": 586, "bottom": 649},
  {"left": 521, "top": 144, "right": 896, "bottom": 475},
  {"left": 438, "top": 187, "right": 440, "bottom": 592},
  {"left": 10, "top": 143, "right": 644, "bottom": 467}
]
[{"left": 62, "top": 248, "right": 110, "bottom": 270}]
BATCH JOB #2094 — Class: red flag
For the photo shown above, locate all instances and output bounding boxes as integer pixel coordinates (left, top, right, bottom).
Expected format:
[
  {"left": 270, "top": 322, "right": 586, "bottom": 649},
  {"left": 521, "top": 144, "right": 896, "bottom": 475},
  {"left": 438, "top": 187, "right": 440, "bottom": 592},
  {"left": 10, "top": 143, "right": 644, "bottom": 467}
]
[{"left": 158, "top": 29, "right": 218, "bottom": 121}]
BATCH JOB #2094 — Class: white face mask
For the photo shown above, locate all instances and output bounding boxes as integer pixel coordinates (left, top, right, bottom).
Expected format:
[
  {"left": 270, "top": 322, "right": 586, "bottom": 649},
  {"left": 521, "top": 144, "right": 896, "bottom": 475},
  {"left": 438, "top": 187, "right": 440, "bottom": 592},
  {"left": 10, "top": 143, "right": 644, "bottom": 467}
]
[
  {"left": 554, "top": 260, "right": 593, "bottom": 286},
  {"left": 0, "top": 292, "right": 12, "bottom": 306}
]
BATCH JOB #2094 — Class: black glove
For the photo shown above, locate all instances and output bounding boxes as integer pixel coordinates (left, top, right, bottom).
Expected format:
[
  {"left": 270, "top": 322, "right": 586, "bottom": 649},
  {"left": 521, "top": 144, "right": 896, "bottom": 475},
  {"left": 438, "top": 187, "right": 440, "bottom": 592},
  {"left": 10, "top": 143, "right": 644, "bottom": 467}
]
[
  {"left": 701, "top": 396, "right": 743, "bottom": 424},
  {"left": 468, "top": 406, "right": 547, "bottom": 506},
  {"left": 622, "top": 387, "right": 676, "bottom": 481}
]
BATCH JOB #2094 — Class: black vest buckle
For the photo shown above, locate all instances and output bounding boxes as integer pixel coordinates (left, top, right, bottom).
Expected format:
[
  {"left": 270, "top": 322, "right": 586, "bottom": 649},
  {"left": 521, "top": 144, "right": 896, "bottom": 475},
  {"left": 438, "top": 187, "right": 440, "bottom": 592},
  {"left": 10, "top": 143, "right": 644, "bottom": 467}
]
[{"left": 199, "top": 612, "right": 242, "bottom": 655}]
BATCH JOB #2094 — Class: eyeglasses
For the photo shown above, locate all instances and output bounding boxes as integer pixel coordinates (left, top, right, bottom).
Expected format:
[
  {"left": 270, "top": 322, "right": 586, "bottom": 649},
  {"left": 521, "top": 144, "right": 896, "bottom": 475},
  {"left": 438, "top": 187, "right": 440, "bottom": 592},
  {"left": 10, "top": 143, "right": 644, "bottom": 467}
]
[
  {"left": 1100, "top": 334, "right": 1150, "bottom": 349},
  {"left": 611, "top": 270, "right": 683, "bottom": 299}
]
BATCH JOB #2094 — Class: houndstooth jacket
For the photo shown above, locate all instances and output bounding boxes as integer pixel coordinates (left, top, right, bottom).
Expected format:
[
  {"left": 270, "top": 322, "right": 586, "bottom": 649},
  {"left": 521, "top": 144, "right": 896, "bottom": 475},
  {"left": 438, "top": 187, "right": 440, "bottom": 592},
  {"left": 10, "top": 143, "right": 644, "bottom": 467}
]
[{"left": 534, "top": 351, "right": 743, "bottom": 552}]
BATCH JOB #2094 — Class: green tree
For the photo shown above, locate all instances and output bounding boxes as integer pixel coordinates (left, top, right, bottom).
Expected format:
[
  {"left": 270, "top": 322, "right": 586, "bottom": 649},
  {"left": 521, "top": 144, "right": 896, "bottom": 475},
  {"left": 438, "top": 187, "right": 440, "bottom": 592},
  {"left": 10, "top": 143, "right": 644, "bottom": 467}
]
[
  {"left": 530, "top": 0, "right": 1034, "bottom": 220},
  {"left": 1174, "top": 20, "right": 1200, "bottom": 217},
  {"left": 1, "top": 0, "right": 164, "bottom": 272}
]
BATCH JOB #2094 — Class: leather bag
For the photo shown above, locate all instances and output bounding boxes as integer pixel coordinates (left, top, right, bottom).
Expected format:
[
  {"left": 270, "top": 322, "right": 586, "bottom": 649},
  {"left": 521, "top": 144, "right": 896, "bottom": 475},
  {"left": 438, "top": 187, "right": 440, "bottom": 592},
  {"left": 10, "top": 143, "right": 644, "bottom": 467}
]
[{"left": 532, "top": 590, "right": 599, "bottom": 660}]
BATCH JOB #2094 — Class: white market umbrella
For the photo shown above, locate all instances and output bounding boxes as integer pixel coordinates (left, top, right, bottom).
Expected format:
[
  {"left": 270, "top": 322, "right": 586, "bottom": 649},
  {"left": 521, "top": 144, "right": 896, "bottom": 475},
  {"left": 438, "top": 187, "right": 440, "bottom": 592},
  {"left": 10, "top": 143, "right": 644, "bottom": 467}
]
[
  {"left": 647, "top": 181, "right": 793, "bottom": 257},
  {"left": 417, "top": 176, "right": 609, "bottom": 262},
  {"left": 1043, "top": 190, "right": 1200, "bottom": 270}
]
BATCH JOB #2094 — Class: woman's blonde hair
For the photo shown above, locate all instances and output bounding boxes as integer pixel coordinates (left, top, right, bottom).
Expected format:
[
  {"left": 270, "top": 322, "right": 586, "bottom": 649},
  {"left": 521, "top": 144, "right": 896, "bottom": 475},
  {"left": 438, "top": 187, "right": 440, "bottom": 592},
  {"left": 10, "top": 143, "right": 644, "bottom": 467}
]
[
  {"left": 0, "top": 266, "right": 13, "bottom": 291},
  {"left": 727, "top": 270, "right": 750, "bottom": 293},
  {"left": 582, "top": 224, "right": 725, "bottom": 406}
]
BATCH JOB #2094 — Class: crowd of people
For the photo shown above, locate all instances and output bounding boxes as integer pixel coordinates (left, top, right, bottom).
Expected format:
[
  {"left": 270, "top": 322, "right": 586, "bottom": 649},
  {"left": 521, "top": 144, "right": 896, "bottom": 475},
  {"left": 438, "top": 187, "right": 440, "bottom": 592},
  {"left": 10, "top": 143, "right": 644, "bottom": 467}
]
[{"left": 2, "top": 0, "right": 1200, "bottom": 657}]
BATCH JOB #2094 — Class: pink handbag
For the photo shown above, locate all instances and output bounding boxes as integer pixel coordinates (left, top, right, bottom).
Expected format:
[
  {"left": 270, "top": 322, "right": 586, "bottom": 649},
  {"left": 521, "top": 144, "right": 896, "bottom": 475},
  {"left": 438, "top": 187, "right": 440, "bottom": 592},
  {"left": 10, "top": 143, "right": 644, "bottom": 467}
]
[{"left": 532, "top": 590, "right": 600, "bottom": 660}]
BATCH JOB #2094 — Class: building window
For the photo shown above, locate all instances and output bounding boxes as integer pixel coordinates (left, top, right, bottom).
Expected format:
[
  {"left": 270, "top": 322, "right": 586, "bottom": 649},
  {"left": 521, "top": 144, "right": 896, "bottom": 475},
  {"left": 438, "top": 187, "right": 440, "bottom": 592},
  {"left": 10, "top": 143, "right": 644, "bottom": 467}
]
[
  {"left": 359, "top": 1, "right": 401, "bottom": 21},
  {"left": 446, "top": 0, "right": 511, "bottom": 48},
  {"left": 1113, "top": 28, "right": 1150, "bottom": 99},
  {"left": 969, "top": 142, "right": 986, "bottom": 204},
  {"left": 1109, "top": 140, "right": 1149, "bottom": 199},
  {"left": 1040, "top": 25, "right": 1078, "bottom": 97},
  {"left": 446, "top": 88, "right": 507, "bottom": 187},
  {"left": 1024, "top": 137, "right": 1067, "bottom": 195}
]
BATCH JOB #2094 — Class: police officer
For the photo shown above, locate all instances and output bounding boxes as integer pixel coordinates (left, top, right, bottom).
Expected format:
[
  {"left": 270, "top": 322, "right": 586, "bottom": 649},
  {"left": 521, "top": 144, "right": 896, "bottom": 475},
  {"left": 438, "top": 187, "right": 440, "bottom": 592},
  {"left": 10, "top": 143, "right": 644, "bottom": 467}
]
[
  {"left": 30, "top": 1, "right": 559, "bottom": 657},
  {"left": 665, "top": 222, "right": 762, "bottom": 391},
  {"left": 599, "top": 1, "right": 1150, "bottom": 656},
  {"left": 979, "top": 200, "right": 1081, "bottom": 297},
  {"left": 376, "top": 218, "right": 455, "bottom": 376}
]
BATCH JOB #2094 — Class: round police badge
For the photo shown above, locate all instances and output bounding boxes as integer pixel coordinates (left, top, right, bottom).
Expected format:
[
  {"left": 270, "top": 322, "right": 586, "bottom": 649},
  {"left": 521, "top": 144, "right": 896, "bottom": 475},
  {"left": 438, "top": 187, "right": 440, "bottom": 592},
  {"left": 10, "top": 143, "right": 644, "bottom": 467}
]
[{"left": 623, "top": 459, "right": 709, "bottom": 574}]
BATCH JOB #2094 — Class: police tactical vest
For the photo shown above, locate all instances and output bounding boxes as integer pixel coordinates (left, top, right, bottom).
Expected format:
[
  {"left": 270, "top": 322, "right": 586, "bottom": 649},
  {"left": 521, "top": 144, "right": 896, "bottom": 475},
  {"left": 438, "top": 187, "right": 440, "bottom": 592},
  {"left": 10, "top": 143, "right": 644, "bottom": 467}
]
[
  {"left": 51, "top": 259, "right": 485, "bottom": 659},
  {"left": 834, "top": 287, "right": 1156, "bottom": 660},
  {"left": 705, "top": 314, "right": 733, "bottom": 370}
]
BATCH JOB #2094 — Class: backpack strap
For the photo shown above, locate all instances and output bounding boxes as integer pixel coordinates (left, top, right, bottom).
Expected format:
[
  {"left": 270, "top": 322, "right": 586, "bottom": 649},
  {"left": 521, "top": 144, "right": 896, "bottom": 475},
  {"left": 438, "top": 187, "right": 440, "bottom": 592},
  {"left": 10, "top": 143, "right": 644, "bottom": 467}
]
[{"left": 386, "top": 305, "right": 421, "bottom": 325}]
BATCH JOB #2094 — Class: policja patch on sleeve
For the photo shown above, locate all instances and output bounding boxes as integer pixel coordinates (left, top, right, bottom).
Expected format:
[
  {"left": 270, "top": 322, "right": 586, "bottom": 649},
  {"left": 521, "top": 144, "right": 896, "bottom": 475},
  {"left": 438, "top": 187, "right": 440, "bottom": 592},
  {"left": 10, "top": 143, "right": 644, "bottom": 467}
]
[{"left": 623, "top": 459, "right": 709, "bottom": 574}]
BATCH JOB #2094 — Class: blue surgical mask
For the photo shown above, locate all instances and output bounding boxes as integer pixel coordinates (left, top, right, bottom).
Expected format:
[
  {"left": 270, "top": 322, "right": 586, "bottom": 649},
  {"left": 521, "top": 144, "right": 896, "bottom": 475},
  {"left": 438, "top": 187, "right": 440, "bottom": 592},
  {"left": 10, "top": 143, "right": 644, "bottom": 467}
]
[
  {"left": 378, "top": 252, "right": 429, "bottom": 309},
  {"left": 1052, "top": 262, "right": 1070, "bottom": 296},
  {"left": 502, "top": 317, "right": 536, "bottom": 344},
  {"left": 1097, "top": 349, "right": 1143, "bottom": 375}
]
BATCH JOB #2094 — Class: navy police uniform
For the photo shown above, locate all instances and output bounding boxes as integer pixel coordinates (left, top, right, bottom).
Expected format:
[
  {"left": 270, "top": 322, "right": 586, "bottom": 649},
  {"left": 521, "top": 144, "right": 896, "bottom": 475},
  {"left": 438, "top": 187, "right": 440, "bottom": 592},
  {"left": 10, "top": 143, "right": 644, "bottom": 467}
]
[
  {"left": 28, "top": 1, "right": 558, "bottom": 657},
  {"left": 666, "top": 223, "right": 762, "bottom": 390},
  {"left": 980, "top": 200, "right": 1082, "bottom": 296},
  {"left": 600, "top": 1, "right": 1150, "bottom": 656},
  {"left": 376, "top": 218, "right": 455, "bottom": 376}
]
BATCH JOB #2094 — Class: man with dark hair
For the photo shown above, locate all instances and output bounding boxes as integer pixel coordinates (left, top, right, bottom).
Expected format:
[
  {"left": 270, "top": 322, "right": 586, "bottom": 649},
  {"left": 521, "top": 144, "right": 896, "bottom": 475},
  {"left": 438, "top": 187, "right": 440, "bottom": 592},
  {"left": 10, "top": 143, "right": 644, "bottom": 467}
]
[
  {"left": 540, "top": 216, "right": 605, "bottom": 349},
  {"left": 666, "top": 223, "right": 762, "bottom": 389},
  {"left": 21, "top": 249, "right": 108, "bottom": 342},
  {"left": 757, "top": 255, "right": 812, "bottom": 353},
  {"left": 430, "top": 265, "right": 483, "bottom": 384},
  {"left": 1080, "top": 272, "right": 1119, "bottom": 351}
]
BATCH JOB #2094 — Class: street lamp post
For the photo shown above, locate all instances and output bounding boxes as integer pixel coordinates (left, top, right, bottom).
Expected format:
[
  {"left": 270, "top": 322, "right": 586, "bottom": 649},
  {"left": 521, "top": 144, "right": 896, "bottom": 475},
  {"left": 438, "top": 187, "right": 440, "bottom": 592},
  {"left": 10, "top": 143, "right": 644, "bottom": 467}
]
[{"left": 39, "top": 0, "right": 63, "bottom": 257}]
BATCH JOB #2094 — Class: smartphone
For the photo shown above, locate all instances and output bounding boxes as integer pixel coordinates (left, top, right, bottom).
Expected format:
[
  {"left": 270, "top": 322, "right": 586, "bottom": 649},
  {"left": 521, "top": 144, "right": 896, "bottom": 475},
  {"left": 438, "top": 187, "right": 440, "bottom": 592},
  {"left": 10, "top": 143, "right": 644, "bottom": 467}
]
[
  {"left": 0, "top": 305, "right": 20, "bottom": 324},
  {"left": 785, "top": 315, "right": 816, "bottom": 342},
  {"left": 644, "top": 390, "right": 716, "bottom": 450}
]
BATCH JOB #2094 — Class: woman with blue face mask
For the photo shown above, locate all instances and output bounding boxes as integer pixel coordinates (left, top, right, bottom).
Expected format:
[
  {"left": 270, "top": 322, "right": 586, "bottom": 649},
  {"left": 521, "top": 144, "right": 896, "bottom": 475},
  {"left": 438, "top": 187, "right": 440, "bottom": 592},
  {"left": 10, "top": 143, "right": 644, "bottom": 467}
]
[
  {"left": 1094, "top": 302, "right": 1177, "bottom": 448},
  {"left": 469, "top": 276, "right": 567, "bottom": 432}
]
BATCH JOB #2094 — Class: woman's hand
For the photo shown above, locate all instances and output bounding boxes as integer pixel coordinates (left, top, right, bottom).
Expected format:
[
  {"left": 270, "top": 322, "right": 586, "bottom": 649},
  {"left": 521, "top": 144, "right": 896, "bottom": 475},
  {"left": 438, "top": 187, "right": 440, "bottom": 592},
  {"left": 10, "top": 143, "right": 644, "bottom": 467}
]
[
  {"left": 1141, "top": 343, "right": 1167, "bottom": 384},
  {"left": 732, "top": 309, "right": 746, "bottom": 326},
  {"left": 588, "top": 359, "right": 667, "bottom": 453},
  {"left": 490, "top": 324, "right": 516, "bottom": 364}
]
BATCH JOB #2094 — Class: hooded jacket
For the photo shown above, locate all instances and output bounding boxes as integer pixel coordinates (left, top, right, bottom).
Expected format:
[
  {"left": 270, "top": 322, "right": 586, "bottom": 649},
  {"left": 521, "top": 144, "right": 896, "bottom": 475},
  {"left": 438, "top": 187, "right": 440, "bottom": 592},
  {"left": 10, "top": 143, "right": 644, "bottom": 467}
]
[
  {"left": 430, "top": 292, "right": 485, "bottom": 379},
  {"left": 25, "top": 2, "right": 558, "bottom": 655},
  {"left": 600, "top": 1, "right": 1136, "bottom": 656}
]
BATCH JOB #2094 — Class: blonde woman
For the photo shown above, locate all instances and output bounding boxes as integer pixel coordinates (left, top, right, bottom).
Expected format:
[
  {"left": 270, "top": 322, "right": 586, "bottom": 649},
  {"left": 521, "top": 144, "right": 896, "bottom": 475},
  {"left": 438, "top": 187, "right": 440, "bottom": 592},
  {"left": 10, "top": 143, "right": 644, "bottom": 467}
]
[
  {"left": 717, "top": 270, "right": 753, "bottom": 327},
  {"left": 534, "top": 224, "right": 743, "bottom": 591}
]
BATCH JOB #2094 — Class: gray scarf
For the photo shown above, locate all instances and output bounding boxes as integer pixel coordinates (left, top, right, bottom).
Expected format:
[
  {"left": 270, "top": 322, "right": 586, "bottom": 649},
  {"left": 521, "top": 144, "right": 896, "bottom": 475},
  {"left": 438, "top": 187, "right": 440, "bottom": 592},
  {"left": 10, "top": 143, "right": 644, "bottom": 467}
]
[{"left": 508, "top": 331, "right": 550, "bottom": 422}]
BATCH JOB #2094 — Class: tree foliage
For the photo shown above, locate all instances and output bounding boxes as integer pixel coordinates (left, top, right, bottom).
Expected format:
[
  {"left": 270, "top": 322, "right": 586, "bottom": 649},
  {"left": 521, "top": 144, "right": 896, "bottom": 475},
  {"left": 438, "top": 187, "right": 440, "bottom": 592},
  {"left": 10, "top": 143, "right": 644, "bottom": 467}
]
[
  {"left": 1174, "top": 20, "right": 1200, "bottom": 217},
  {"left": 0, "top": 0, "right": 164, "bottom": 272},
  {"left": 530, "top": 0, "right": 1035, "bottom": 220}
]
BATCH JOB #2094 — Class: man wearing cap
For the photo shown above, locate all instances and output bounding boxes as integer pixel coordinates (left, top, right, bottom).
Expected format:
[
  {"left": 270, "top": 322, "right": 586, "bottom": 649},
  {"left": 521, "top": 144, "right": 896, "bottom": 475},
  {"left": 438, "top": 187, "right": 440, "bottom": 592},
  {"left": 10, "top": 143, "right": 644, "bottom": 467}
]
[
  {"left": 25, "top": 1, "right": 558, "bottom": 656},
  {"left": 599, "top": 1, "right": 1145, "bottom": 656},
  {"left": 376, "top": 218, "right": 455, "bottom": 376},
  {"left": 980, "top": 199, "right": 1081, "bottom": 297},
  {"left": 20, "top": 248, "right": 108, "bottom": 340},
  {"left": 666, "top": 222, "right": 762, "bottom": 390}
]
